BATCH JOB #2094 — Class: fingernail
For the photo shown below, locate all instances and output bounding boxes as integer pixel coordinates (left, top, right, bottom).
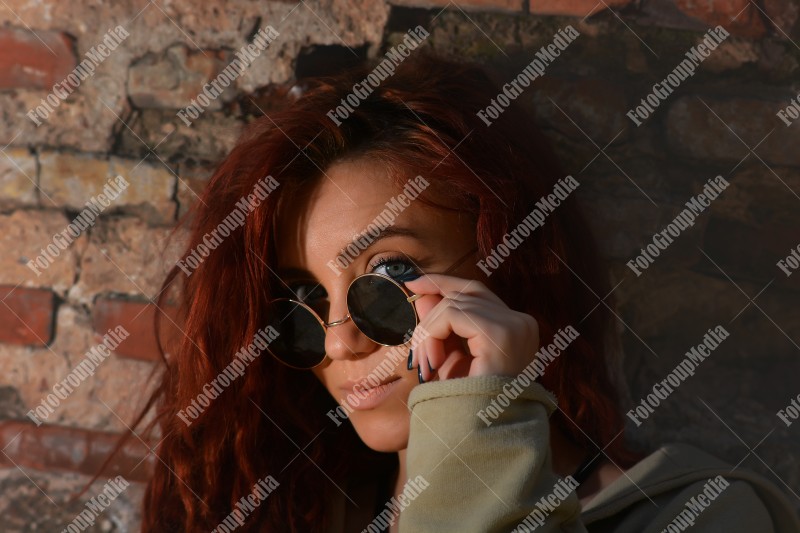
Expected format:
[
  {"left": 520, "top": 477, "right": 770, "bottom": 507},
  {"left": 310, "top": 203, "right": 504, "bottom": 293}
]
[
  {"left": 407, "top": 349, "right": 414, "bottom": 370},
  {"left": 418, "top": 365, "right": 425, "bottom": 384},
  {"left": 428, "top": 360, "right": 435, "bottom": 373}
]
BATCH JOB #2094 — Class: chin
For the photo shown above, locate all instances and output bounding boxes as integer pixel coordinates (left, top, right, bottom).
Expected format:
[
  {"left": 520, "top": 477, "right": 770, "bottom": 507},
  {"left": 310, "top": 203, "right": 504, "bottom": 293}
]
[{"left": 349, "top": 404, "right": 410, "bottom": 452}]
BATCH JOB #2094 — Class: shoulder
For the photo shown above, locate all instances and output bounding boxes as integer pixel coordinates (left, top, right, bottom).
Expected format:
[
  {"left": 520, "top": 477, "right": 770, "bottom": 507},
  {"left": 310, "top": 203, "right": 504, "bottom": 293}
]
[{"left": 581, "top": 442, "right": 800, "bottom": 533}]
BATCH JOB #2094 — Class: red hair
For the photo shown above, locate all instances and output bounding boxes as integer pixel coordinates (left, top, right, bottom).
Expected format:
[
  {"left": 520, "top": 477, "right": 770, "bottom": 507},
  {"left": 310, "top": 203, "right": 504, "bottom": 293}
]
[{"left": 130, "top": 52, "right": 639, "bottom": 531}]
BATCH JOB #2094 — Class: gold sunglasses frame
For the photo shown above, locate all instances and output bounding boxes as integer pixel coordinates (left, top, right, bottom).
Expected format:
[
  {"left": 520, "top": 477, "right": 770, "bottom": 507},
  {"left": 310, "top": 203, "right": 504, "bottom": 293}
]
[{"left": 266, "top": 246, "right": 479, "bottom": 369}]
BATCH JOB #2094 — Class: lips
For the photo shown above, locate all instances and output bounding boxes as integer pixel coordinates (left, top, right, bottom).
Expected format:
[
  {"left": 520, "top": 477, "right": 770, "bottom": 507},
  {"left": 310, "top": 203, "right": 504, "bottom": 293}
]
[
  {"left": 340, "top": 374, "right": 401, "bottom": 395},
  {"left": 338, "top": 374, "right": 403, "bottom": 411}
]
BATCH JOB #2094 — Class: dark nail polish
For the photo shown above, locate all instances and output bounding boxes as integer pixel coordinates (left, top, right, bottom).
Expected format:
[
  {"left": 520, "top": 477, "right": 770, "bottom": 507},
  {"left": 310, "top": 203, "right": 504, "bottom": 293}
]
[
  {"left": 428, "top": 360, "right": 435, "bottom": 373},
  {"left": 418, "top": 364, "right": 425, "bottom": 384},
  {"left": 407, "top": 349, "right": 414, "bottom": 370}
]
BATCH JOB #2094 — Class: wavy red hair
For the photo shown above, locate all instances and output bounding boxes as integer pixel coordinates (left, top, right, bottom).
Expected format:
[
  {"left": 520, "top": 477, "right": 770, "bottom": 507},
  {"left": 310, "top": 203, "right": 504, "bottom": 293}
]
[{"left": 126, "top": 52, "right": 641, "bottom": 531}]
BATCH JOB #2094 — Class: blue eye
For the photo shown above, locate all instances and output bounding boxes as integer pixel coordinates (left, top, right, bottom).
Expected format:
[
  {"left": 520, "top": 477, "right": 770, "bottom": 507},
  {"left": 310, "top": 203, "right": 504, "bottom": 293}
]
[{"left": 370, "top": 256, "right": 420, "bottom": 282}]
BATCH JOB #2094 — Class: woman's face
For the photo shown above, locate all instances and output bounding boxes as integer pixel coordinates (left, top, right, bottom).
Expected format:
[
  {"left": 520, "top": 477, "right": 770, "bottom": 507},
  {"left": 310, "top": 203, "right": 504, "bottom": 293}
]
[{"left": 275, "top": 157, "right": 480, "bottom": 452}]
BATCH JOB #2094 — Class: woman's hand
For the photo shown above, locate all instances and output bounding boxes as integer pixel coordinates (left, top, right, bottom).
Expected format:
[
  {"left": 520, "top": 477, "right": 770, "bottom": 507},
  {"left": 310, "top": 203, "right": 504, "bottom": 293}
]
[{"left": 403, "top": 274, "right": 540, "bottom": 382}]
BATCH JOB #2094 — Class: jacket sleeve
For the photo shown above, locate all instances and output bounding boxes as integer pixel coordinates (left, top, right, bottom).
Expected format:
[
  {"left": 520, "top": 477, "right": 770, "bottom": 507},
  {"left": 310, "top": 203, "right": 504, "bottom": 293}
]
[{"left": 399, "top": 374, "right": 587, "bottom": 533}]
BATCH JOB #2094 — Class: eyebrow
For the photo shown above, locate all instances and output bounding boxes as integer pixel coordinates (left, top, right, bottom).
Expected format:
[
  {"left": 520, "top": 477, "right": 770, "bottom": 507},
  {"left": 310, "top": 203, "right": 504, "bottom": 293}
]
[
  {"left": 347, "top": 225, "right": 422, "bottom": 253},
  {"left": 276, "top": 225, "right": 423, "bottom": 278}
]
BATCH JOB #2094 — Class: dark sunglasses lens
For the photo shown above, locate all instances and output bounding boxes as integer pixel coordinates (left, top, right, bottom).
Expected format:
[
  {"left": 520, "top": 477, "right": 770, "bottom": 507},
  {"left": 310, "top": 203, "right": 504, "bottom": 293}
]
[
  {"left": 347, "top": 275, "right": 416, "bottom": 345},
  {"left": 266, "top": 300, "right": 326, "bottom": 368}
]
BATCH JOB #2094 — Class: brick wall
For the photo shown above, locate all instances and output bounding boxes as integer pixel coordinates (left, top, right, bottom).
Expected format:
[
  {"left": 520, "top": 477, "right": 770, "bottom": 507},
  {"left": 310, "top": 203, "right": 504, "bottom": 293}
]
[{"left": 1, "top": 0, "right": 799, "bottom": 529}]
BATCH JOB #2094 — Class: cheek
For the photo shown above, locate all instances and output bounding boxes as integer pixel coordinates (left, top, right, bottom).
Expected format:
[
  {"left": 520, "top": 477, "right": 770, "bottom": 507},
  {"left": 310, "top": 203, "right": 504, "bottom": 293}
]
[
  {"left": 311, "top": 365, "right": 337, "bottom": 396},
  {"left": 346, "top": 378, "right": 417, "bottom": 452}
]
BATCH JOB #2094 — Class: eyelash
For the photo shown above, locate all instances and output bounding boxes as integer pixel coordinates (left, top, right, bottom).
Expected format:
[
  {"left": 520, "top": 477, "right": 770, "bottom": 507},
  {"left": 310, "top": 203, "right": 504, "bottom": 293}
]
[
  {"left": 368, "top": 254, "right": 416, "bottom": 274},
  {"left": 369, "top": 253, "right": 424, "bottom": 282},
  {"left": 284, "top": 255, "right": 419, "bottom": 300}
]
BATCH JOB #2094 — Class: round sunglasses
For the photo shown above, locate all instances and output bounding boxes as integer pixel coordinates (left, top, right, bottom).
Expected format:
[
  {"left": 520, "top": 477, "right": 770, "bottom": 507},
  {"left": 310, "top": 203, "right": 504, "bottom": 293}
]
[{"left": 266, "top": 247, "right": 478, "bottom": 369}]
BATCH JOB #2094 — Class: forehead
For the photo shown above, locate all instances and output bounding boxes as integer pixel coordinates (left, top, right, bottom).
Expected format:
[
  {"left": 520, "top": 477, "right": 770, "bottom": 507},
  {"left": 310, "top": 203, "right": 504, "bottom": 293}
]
[{"left": 274, "top": 158, "right": 418, "bottom": 267}]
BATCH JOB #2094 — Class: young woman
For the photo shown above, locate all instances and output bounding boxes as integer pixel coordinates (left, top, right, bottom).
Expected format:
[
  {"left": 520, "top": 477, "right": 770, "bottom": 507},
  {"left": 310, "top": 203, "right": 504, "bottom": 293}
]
[{"left": 137, "top": 54, "right": 800, "bottom": 531}]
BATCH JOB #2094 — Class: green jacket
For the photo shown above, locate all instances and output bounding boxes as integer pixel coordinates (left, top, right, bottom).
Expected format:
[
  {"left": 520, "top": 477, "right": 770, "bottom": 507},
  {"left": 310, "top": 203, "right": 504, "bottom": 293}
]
[{"left": 326, "top": 375, "right": 800, "bottom": 532}]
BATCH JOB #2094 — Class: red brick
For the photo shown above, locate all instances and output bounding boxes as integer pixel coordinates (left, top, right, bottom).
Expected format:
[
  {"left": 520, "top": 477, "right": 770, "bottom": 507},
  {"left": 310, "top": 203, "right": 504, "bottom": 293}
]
[
  {"left": 389, "top": 0, "right": 633, "bottom": 18},
  {"left": 240, "top": 83, "right": 297, "bottom": 117},
  {"left": 531, "top": 77, "right": 630, "bottom": 145},
  {"left": 665, "top": 97, "right": 800, "bottom": 167},
  {"left": 0, "top": 420, "right": 151, "bottom": 482},
  {"left": 176, "top": 161, "right": 215, "bottom": 219},
  {"left": 388, "top": 0, "right": 632, "bottom": 13},
  {"left": 388, "top": 0, "right": 524, "bottom": 12},
  {"left": 674, "top": 0, "right": 765, "bottom": 38},
  {"left": 0, "top": 286, "right": 55, "bottom": 346},
  {"left": 0, "top": 27, "right": 76, "bottom": 90},
  {"left": 127, "top": 44, "right": 227, "bottom": 110},
  {"left": 92, "top": 297, "right": 180, "bottom": 361},
  {"left": 528, "top": 0, "right": 632, "bottom": 16},
  {"left": 763, "top": 0, "right": 800, "bottom": 36},
  {"left": 699, "top": 215, "right": 799, "bottom": 286}
]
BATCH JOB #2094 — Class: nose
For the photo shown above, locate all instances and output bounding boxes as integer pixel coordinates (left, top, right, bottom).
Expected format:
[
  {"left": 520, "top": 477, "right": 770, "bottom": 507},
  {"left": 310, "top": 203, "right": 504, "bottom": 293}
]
[
  {"left": 325, "top": 314, "right": 351, "bottom": 327},
  {"left": 323, "top": 295, "right": 375, "bottom": 361}
]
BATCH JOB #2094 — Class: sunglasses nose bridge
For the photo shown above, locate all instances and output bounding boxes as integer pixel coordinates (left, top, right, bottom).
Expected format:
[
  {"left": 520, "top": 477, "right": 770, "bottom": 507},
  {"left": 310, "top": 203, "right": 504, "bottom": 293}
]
[{"left": 324, "top": 314, "right": 351, "bottom": 328}]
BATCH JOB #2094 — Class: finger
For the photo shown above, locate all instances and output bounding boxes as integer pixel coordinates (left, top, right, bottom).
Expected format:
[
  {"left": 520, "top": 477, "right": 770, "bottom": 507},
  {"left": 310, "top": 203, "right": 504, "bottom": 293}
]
[
  {"left": 412, "top": 293, "right": 506, "bottom": 333},
  {"left": 411, "top": 290, "right": 442, "bottom": 324},
  {"left": 437, "top": 334, "right": 474, "bottom": 380},
  {"left": 410, "top": 291, "right": 441, "bottom": 367},
  {"left": 404, "top": 274, "right": 505, "bottom": 307},
  {"left": 418, "top": 339, "right": 431, "bottom": 382},
  {"left": 411, "top": 311, "right": 437, "bottom": 377},
  {"left": 438, "top": 292, "right": 508, "bottom": 311},
  {"left": 421, "top": 300, "right": 517, "bottom": 362},
  {"left": 423, "top": 303, "right": 517, "bottom": 380},
  {"left": 424, "top": 333, "right": 446, "bottom": 375},
  {"left": 411, "top": 299, "right": 501, "bottom": 361},
  {"left": 415, "top": 335, "right": 441, "bottom": 382},
  {"left": 406, "top": 341, "right": 417, "bottom": 371},
  {"left": 421, "top": 329, "right": 469, "bottom": 382},
  {"left": 420, "top": 299, "right": 488, "bottom": 344}
]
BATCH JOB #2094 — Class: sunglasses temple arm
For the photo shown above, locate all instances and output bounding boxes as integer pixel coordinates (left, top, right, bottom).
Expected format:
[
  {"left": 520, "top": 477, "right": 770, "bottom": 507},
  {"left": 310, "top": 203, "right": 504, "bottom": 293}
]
[
  {"left": 405, "top": 246, "right": 480, "bottom": 302},
  {"left": 442, "top": 245, "right": 480, "bottom": 275}
]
